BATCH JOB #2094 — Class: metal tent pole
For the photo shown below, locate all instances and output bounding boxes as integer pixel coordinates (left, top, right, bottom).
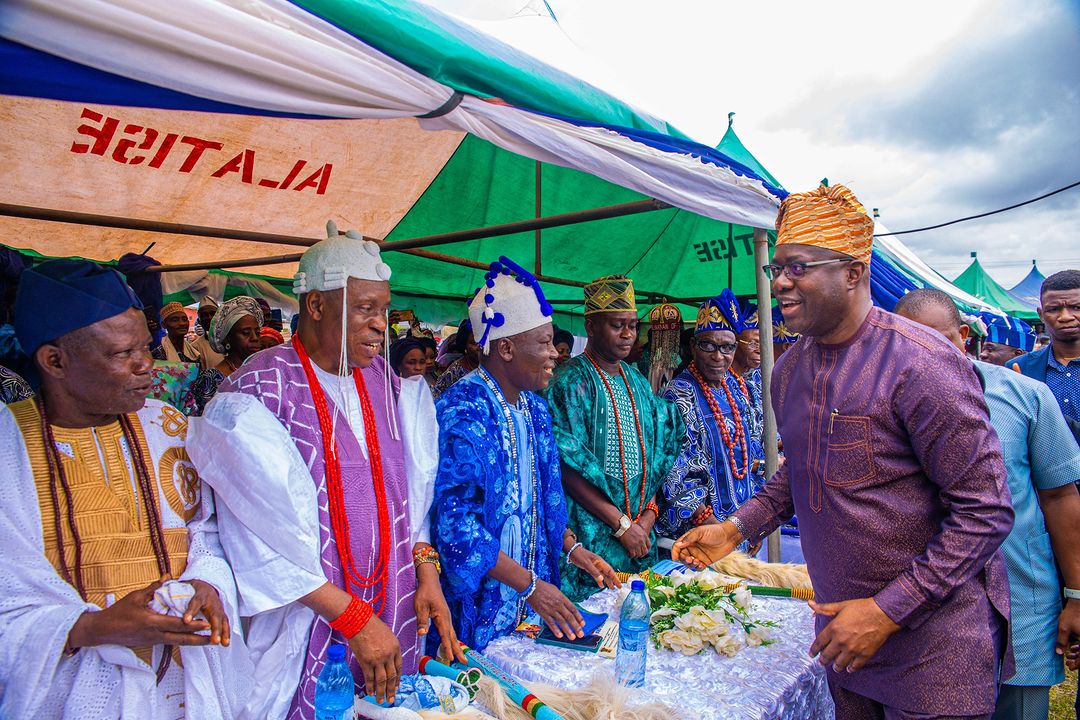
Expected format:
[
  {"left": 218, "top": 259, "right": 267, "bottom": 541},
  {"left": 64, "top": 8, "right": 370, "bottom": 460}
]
[{"left": 753, "top": 227, "right": 781, "bottom": 563}]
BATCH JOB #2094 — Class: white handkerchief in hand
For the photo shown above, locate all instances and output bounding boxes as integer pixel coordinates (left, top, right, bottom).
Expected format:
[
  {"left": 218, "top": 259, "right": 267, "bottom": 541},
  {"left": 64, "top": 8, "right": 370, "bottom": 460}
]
[{"left": 149, "top": 580, "right": 211, "bottom": 636}]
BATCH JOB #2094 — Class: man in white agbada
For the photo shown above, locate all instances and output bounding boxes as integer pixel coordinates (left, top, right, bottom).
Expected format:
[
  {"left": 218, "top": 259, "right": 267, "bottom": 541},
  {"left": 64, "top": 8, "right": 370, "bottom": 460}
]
[
  {"left": 189, "top": 223, "right": 464, "bottom": 720},
  {"left": 0, "top": 259, "right": 249, "bottom": 719}
]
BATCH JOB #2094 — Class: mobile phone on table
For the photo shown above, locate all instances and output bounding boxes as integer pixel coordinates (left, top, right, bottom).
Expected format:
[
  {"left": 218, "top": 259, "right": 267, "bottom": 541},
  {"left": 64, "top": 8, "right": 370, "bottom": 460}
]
[{"left": 535, "top": 626, "right": 602, "bottom": 653}]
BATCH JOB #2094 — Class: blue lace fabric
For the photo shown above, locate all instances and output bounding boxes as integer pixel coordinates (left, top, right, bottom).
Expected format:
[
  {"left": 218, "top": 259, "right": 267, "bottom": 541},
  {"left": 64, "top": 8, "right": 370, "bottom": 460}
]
[
  {"left": 658, "top": 369, "right": 764, "bottom": 538},
  {"left": 432, "top": 371, "right": 568, "bottom": 651}
]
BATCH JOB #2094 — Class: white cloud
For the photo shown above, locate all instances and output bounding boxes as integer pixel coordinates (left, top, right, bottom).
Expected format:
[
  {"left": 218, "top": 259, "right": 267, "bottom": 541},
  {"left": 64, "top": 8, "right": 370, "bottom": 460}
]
[{"left": 427, "top": 0, "right": 1080, "bottom": 287}]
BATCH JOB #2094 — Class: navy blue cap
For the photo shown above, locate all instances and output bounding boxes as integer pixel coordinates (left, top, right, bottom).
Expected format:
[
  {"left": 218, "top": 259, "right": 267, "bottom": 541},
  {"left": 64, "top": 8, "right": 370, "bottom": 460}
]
[{"left": 14, "top": 259, "right": 143, "bottom": 356}]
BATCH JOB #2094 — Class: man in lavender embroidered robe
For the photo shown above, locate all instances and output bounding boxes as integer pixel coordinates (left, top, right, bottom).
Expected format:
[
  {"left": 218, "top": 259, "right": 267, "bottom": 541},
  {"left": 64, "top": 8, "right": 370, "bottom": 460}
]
[
  {"left": 673, "top": 185, "right": 1013, "bottom": 719},
  {"left": 188, "top": 225, "right": 459, "bottom": 720}
]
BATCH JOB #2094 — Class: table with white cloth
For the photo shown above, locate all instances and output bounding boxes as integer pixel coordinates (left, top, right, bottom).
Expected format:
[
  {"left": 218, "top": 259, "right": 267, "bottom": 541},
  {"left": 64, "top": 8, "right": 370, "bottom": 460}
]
[{"left": 483, "top": 588, "right": 835, "bottom": 720}]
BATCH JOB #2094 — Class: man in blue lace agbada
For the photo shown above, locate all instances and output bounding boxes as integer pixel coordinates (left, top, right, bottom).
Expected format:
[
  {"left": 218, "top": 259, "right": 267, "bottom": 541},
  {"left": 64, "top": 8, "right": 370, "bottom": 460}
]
[{"left": 432, "top": 257, "right": 618, "bottom": 651}]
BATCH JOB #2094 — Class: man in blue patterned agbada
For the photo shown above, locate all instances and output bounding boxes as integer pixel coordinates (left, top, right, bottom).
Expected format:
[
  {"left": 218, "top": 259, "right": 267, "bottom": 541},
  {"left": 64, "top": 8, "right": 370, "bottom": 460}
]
[
  {"left": 658, "top": 290, "right": 767, "bottom": 539},
  {"left": 433, "top": 257, "right": 619, "bottom": 651}
]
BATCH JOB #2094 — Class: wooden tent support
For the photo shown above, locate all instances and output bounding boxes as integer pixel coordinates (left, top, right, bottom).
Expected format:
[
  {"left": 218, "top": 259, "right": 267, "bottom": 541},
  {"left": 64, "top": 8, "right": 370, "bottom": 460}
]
[
  {"left": 0, "top": 198, "right": 671, "bottom": 258},
  {"left": 378, "top": 197, "right": 671, "bottom": 252},
  {"left": 753, "top": 227, "right": 781, "bottom": 563},
  {"left": 0, "top": 203, "right": 318, "bottom": 247},
  {"left": 534, "top": 160, "right": 543, "bottom": 276},
  {"left": 405, "top": 248, "right": 588, "bottom": 288}
]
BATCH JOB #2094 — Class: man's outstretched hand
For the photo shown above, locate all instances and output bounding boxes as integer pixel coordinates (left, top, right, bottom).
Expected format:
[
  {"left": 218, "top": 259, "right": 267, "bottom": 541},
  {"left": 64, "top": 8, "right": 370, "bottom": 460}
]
[{"left": 671, "top": 520, "right": 742, "bottom": 570}]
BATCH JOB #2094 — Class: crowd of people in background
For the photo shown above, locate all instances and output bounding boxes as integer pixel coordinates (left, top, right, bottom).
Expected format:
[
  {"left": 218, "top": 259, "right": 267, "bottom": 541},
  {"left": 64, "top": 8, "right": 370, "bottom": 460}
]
[{"left": 0, "top": 185, "right": 1077, "bottom": 720}]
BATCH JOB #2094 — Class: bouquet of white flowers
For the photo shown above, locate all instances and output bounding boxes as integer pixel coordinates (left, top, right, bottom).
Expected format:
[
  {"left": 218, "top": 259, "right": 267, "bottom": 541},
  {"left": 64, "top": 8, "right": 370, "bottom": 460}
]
[{"left": 642, "top": 569, "right": 777, "bottom": 657}]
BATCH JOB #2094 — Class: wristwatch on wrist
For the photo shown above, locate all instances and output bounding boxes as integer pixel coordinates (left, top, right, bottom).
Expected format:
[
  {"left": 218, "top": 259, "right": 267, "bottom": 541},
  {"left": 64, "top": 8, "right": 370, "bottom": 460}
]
[
  {"left": 613, "top": 514, "right": 632, "bottom": 538},
  {"left": 1065, "top": 587, "right": 1080, "bottom": 601}
]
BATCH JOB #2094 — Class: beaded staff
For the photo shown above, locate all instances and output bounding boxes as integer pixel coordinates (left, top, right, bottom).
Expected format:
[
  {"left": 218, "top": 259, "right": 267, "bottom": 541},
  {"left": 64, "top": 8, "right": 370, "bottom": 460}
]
[
  {"left": 614, "top": 571, "right": 814, "bottom": 600},
  {"left": 419, "top": 656, "right": 482, "bottom": 699},
  {"left": 454, "top": 644, "right": 564, "bottom": 720}
]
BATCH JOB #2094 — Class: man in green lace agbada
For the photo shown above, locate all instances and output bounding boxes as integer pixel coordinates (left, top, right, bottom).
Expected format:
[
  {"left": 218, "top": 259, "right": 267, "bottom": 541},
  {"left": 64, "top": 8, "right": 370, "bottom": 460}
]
[{"left": 546, "top": 275, "right": 684, "bottom": 601}]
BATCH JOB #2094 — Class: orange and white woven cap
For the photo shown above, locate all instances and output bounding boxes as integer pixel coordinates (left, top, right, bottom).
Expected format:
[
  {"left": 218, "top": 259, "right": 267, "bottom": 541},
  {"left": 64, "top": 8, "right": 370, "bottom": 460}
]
[{"left": 775, "top": 184, "right": 874, "bottom": 264}]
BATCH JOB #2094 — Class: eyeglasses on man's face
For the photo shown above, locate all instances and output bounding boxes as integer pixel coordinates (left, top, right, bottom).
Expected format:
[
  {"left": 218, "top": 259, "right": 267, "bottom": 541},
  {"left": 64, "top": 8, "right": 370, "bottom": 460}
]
[
  {"left": 696, "top": 340, "right": 737, "bottom": 355},
  {"left": 763, "top": 258, "right": 852, "bottom": 280},
  {"left": 737, "top": 338, "right": 760, "bottom": 350}
]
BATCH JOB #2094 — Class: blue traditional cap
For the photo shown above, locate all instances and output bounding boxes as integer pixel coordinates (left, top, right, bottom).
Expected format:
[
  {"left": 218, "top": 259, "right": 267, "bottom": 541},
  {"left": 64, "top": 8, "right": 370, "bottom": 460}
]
[
  {"left": 695, "top": 288, "right": 744, "bottom": 335},
  {"left": 14, "top": 259, "right": 143, "bottom": 356},
  {"left": 740, "top": 300, "right": 760, "bottom": 331},
  {"left": 468, "top": 256, "right": 554, "bottom": 353},
  {"left": 979, "top": 311, "right": 1035, "bottom": 352},
  {"left": 771, "top": 305, "right": 800, "bottom": 344}
]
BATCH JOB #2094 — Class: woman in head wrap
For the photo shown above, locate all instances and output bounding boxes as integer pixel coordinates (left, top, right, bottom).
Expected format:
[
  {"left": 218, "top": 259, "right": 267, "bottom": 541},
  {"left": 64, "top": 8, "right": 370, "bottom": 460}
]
[
  {"left": 389, "top": 337, "right": 428, "bottom": 380},
  {"left": 414, "top": 335, "right": 439, "bottom": 385},
  {"left": 259, "top": 326, "right": 284, "bottom": 350},
  {"left": 432, "top": 319, "right": 480, "bottom": 399},
  {"left": 191, "top": 296, "right": 263, "bottom": 415},
  {"left": 553, "top": 327, "right": 574, "bottom": 365}
]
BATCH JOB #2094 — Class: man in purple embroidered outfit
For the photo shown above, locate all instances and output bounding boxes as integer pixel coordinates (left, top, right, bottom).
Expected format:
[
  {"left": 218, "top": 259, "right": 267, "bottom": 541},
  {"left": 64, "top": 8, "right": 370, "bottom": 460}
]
[
  {"left": 673, "top": 185, "right": 1014, "bottom": 720},
  {"left": 189, "top": 223, "right": 462, "bottom": 720}
]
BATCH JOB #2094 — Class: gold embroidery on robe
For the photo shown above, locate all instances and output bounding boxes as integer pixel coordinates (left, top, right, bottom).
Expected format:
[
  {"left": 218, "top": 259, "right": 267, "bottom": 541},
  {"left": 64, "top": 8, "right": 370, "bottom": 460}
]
[{"left": 9, "top": 399, "right": 194, "bottom": 665}]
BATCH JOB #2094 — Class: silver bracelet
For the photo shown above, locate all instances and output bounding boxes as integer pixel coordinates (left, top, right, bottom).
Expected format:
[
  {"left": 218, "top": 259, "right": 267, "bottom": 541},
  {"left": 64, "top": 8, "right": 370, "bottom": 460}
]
[
  {"left": 729, "top": 515, "right": 750, "bottom": 542},
  {"left": 565, "top": 542, "right": 583, "bottom": 564},
  {"left": 1065, "top": 587, "right": 1080, "bottom": 601},
  {"left": 522, "top": 571, "right": 540, "bottom": 601}
]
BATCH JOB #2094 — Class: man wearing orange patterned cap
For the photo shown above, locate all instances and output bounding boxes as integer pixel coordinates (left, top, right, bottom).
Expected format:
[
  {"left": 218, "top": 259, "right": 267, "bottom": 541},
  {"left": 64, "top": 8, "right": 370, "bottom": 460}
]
[{"left": 672, "top": 184, "right": 1014, "bottom": 719}]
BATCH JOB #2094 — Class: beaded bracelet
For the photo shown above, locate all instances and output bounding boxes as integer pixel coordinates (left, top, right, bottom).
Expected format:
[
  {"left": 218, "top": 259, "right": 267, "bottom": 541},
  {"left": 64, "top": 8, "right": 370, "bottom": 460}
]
[
  {"left": 691, "top": 504, "right": 714, "bottom": 527},
  {"left": 565, "top": 542, "right": 583, "bottom": 565},
  {"left": 643, "top": 500, "right": 660, "bottom": 518},
  {"left": 521, "top": 571, "right": 539, "bottom": 601},
  {"left": 330, "top": 595, "right": 373, "bottom": 639},
  {"left": 413, "top": 545, "right": 442, "bottom": 574}
]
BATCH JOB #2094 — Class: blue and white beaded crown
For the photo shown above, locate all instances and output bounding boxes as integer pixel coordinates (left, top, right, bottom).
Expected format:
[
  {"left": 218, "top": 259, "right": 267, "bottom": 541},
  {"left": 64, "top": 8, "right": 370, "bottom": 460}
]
[{"left": 468, "top": 256, "right": 554, "bottom": 353}]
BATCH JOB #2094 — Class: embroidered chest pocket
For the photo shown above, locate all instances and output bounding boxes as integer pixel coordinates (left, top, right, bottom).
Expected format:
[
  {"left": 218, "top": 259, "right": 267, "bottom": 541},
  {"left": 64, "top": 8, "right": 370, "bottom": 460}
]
[{"left": 823, "top": 414, "right": 875, "bottom": 487}]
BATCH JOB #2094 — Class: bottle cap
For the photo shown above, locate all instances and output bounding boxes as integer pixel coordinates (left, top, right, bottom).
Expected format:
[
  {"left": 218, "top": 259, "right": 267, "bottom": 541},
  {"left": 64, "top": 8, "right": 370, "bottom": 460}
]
[
  {"left": 631, "top": 580, "right": 645, "bottom": 591},
  {"left": 328, "top": 644, "right": 346, "bottom": 662}
]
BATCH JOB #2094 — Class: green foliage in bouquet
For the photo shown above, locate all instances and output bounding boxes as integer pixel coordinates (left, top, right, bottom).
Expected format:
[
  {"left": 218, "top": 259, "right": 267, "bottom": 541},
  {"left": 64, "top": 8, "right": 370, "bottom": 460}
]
[{"left": 642, "top": 570, "right": 778, "bottom": 657}]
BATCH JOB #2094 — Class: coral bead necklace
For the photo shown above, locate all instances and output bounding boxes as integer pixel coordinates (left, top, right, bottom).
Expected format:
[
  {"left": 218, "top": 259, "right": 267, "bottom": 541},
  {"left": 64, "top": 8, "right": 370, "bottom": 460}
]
[
  {"left": 584, "top": 351, "right": 648, "bottom": 520},
  {"left": 294, "top": 335, "right": 391, "bottom": 613},
  {"left": 688, "top": 363, "right": 749, "bottom": 481}
]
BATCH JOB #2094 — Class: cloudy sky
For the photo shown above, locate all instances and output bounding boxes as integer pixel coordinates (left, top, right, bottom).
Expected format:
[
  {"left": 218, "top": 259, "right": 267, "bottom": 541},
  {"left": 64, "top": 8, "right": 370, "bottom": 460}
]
[{"left": 430, "top": 0, "right": 1080, "bottom": 288}]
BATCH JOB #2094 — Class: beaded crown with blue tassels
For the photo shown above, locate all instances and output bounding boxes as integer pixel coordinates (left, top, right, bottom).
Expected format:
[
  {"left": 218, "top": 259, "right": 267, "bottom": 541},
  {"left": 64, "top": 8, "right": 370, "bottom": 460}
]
[{"left": 468, "top": 256, "right": 554, "bottom": 353}]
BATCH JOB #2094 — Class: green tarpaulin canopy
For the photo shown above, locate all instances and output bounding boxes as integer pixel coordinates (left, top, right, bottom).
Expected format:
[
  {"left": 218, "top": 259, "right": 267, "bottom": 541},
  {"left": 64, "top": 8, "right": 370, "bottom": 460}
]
[{"left": 953, "top": 256, "right": 1039, "bottom": 321}]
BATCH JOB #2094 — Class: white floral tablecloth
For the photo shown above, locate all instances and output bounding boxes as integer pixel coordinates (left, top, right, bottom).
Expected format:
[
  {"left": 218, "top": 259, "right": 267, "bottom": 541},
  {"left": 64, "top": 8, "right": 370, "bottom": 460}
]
[{"left": 483, "top": 589, "right": 834, "bottom": 720}]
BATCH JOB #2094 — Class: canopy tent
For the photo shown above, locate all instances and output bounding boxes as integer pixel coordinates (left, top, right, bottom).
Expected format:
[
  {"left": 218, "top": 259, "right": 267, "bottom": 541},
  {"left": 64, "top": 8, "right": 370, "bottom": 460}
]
[
  {"left": 0, "top": 0, "right": 788, "bottom": 333},
  {"left": 953, "top": 255, "right": 1039, "bottom": 321},
  {"left": 1007, "top": 261, "right": 1047, "bottom": 309}
]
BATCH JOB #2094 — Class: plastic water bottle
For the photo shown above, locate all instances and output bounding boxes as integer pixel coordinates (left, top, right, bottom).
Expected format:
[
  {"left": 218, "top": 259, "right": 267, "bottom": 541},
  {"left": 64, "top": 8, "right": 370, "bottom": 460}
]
[
  {"left": 616, "top": 579, "right": 650, "bottom": 688},
  {"left": 315, "top": 644, "right": 355, "bottom": 720}
]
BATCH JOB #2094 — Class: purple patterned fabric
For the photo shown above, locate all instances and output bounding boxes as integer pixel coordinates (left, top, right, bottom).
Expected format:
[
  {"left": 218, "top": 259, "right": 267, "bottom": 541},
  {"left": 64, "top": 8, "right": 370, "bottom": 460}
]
[
  {"left": 733, "top": 308, "right": 1013, "bottom": 716},
  {"left": 222, "top": 344, "right": 419, "bottom": 719}
]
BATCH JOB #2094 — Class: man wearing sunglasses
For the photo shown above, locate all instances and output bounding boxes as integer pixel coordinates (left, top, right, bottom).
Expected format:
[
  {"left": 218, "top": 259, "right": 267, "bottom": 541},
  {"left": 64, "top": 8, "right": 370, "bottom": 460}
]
[{"left": 672, "top": 184, "right": 1013, "bottom": 720}]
